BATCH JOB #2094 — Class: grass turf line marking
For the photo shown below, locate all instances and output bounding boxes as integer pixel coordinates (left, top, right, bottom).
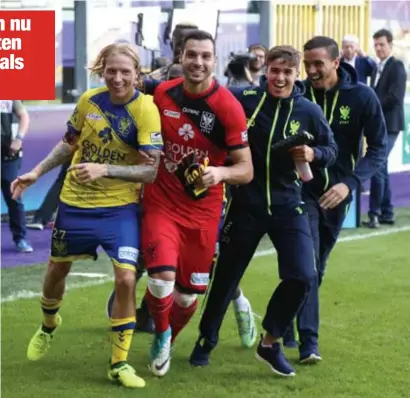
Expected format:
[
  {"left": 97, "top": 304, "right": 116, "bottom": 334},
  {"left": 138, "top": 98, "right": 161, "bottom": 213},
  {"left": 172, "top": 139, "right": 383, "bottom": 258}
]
[
  {"left": 2, "top": 226, "right": 409, "bottom": 303},
  {"left": 70, "top": 272, "right": 108, "bottom": 278},
  {"left": 254, "top": 225, "right": 410, "bottom": 258}
]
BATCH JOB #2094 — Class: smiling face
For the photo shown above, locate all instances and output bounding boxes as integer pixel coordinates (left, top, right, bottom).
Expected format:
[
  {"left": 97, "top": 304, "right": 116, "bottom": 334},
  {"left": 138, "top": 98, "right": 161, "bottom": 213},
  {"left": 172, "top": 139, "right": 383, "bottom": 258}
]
[
  {"left": 102, "top": 51, "right": 137, "bottom": 103},
  {"left": 303, "top": 47, "right": 340, "bottom": 90},
  {"left": 181, "top": 38, "right": 216, "bottom": 85},
  {"left": 265, "top": 57, "right": 298, "bottom": 98}
]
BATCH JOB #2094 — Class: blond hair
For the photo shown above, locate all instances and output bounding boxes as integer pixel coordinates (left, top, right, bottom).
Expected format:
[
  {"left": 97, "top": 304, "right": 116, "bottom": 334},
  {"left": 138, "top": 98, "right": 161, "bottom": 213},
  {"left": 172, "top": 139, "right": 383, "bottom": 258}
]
[{"left": 89, "top": 43, "right": 143, "bottom": 86}]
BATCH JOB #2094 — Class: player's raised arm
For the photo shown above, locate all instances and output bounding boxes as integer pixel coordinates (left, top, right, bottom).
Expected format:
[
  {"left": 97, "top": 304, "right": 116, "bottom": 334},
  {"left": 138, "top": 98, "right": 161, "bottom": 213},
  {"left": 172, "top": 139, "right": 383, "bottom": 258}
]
[{"left": 10, "top": 96, "right": 85, "bottom": 200}]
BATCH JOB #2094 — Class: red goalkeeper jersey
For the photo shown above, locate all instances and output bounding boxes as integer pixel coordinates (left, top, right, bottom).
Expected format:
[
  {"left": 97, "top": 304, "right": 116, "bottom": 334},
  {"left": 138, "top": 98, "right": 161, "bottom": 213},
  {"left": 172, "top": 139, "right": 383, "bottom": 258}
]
[{"left": 143, "top": 78, "right": 248, "bottom": 227}]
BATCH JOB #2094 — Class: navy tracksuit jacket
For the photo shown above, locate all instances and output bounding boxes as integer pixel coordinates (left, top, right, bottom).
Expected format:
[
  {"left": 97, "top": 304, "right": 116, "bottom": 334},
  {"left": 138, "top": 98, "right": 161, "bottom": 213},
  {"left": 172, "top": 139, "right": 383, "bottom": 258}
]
[
  {"left": 198, "top": 82, "right": 338, "bottom": 348},
  {"left": 296, "top": 63, "right": 387, "bottom": 346}
]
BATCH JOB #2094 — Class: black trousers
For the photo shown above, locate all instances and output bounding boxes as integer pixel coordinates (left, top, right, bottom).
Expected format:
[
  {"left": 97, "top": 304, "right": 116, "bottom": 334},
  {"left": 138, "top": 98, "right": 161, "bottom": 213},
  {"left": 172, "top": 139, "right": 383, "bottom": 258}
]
[
  {"left": 296, "top": 194, "right": 351, "bottom": 345},
  {"left": 1, "top": 157, "right": 26, "bottom": 242},
  {"left": 198, "top": 199, "right": 316, "bottom": 350}
]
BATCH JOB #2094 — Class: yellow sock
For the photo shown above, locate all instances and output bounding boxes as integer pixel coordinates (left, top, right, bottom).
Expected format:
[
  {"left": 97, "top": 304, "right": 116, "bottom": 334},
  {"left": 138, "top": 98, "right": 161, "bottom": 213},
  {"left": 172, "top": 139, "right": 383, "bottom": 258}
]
[
  {"left": 111, "top": 317, "right": 136, "bottom": 366},
  {"left": 40, "top": 296, "right": 62, "bottom": 329}
]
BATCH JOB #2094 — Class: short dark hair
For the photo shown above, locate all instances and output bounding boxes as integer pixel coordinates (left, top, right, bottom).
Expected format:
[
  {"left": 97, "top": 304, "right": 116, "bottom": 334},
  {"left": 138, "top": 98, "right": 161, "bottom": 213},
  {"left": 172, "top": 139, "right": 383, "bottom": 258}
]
[
  {"left": 248, "top": 43, "right": 267, "bottom": 54},
  {"left": 174, "top": 22, "right": 199, "bottom": 32},
  {"left": 183, "top": 30, "right": 216, "bottom": 53},
  {"left": 373, "top": 28, "right": 393, "bottom": 43},
  {"left": 303, "top": 36, "right": 339, "bottom": 60},
  {"left": 266, "top": 45, "right": 301, "bottom": 68}
]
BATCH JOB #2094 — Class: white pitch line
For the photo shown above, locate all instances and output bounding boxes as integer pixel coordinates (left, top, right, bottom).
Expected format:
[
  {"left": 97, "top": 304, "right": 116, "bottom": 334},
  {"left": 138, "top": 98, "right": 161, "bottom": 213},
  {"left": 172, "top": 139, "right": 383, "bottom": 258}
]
[
  {"left": 254, "top": 225, "right": 410, "bottom": 258},
  {"left": 1, "top": 277, "right": 113, "bottom": 303},
  {"left": 2, "top": 226, "right": 410, "bottom": 304},
  {"left": 70, "top": 272, "right": 108, "bottom": 278}
]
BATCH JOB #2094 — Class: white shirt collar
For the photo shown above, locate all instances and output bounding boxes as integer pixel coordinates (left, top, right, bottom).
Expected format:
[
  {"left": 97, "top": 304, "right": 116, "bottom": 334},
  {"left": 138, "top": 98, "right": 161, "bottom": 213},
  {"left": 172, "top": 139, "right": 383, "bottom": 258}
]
[
  {"left": 379, "top": 55, "right": 392, "bottom": 70},
  {"left": 344, "top": 55, "right": 356, "bottom": 68}
]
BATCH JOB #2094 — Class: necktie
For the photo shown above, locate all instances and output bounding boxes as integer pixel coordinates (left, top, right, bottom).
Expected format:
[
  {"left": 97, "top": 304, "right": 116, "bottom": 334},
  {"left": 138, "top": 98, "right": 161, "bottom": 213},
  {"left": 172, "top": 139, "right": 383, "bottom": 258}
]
[{"left": 374, "top": 62, "right": 383, "bottom": 86}]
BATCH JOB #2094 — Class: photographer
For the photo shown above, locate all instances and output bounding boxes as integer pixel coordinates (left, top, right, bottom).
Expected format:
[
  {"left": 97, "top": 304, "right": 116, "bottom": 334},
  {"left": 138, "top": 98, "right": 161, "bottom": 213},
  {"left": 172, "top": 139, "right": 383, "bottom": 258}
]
[
  {"left": 248, "top": 44, "right": 267, "bottom": 85},
  {"left": 225, "top": 51, "right": 256, "bottom": 87}
]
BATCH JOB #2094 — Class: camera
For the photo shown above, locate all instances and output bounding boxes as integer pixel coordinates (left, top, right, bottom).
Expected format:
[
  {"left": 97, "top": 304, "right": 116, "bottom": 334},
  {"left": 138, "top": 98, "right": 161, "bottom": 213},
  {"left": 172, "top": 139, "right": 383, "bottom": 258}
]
[{"left": 225, "top": 51, "right": 256, "bottom": 86}]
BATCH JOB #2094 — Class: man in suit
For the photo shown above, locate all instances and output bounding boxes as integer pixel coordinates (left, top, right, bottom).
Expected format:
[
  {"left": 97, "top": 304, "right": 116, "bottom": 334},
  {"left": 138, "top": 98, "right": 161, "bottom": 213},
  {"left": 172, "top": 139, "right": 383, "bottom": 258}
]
[
  {"left": 341, "top": 34, "right": 376, "bottom": 84},
  {"left": 365, "top": 29, "right": 407, "bottom": 227}
]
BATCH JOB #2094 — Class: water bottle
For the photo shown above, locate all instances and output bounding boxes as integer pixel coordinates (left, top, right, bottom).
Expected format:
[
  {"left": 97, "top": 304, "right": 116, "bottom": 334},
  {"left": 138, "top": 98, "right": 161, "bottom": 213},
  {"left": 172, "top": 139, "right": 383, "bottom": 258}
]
[{"left": 295, "top": 160, "right": 313, "bottom": 182}]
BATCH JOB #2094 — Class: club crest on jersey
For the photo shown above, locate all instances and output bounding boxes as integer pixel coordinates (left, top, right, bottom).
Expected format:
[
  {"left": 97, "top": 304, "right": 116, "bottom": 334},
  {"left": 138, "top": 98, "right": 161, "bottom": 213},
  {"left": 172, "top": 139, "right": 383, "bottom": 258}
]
[
  {"left": 118, "top": 117, "right": 131, "bottom": 136},
  {"left": 200, "top": 111, "right": 215, "bottom": 134}
]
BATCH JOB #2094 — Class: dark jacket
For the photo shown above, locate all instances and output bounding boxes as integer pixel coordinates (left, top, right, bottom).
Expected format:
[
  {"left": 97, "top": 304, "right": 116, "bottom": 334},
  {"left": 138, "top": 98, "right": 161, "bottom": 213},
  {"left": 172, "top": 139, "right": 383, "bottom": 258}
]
[
  {"left": 340, "top": 55, "right": 376, "bottom": 84},
  {"left": 370, "top": 56, "right": 407, "bottom": 133},
  {"left": 303, "top": 62, "right": 388, "bottom": 196},
  {"left": 229, "top": 83, "right": 338, "bottom": 214}
]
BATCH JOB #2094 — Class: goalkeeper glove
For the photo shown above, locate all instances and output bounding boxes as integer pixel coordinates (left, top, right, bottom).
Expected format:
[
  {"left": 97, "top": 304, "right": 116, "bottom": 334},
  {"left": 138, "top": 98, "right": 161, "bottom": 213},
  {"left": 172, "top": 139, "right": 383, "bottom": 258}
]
[{"left": 174, "top": 151, "right": 210, "bottom": 200}]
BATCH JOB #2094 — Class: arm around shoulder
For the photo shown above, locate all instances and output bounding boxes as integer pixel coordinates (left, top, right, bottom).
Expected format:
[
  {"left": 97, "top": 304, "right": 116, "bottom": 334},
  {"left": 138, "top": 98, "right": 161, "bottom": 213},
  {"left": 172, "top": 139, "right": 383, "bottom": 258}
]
[{"left": 219, "top": 91, "right": 253, "bottom": 184}]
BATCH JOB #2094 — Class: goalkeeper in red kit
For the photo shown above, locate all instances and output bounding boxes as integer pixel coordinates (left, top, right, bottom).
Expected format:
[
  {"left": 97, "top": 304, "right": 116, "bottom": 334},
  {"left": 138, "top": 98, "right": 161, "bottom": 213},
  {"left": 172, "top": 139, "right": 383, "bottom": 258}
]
[{"left": 139, "top": 30, "right": 253, "bottom": 377}]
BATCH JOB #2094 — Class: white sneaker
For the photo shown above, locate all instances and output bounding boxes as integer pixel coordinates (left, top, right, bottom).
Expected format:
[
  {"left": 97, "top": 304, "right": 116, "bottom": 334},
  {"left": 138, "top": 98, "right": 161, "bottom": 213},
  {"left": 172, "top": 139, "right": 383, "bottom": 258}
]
[
  {"left": 26, "top": 222, "right": 44, "bottom": 230},
  {"left": 149, "top": 327, "right": 172, "bottom": 377}
]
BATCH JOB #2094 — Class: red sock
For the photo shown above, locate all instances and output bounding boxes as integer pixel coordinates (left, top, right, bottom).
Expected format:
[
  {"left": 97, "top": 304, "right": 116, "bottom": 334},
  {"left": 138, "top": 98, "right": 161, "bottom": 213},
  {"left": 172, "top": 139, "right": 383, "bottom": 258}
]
[
  {"left": 145, "top": 289, "right": 174, "bottom": 334},
  {"left": 170, "top": 299, "right": 198, "bottom": 343}
]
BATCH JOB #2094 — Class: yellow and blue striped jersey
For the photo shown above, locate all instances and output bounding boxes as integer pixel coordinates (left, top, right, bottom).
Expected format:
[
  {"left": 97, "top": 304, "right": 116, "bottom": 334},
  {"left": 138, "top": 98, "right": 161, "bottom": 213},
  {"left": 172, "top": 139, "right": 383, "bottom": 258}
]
[{"left": 60, "top": 86, "right": 163, "bottom": 208}]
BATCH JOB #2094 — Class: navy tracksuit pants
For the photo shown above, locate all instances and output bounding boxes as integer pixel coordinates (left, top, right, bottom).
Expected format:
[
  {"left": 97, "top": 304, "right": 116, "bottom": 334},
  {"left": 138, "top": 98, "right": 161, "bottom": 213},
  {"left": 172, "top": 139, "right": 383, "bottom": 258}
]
[
  {"left": 1, "top": 157, "right": 26, "bottom": 243},
  {"left": 296, "top": 193, "right": 351, "bottom": 345},
  {"left": 198, "top": 198, "right": 317, "bottom": 350}
]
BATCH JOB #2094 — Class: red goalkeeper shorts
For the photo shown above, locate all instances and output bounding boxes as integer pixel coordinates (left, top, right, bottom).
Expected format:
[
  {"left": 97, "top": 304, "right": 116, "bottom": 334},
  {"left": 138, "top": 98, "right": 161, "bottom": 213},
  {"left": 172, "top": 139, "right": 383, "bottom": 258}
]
[{"left": 141, "top": 206, "right": 220, "bottom": 294}]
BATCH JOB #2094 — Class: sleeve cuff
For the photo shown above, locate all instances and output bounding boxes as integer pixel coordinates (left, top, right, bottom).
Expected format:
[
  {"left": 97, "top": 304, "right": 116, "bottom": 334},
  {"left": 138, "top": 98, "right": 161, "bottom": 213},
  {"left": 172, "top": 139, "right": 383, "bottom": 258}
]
[
  {"left": 313, "top": 147, "right": 323, "bottom": 161},
  {"left": 340, "top": 175, "right": 359, "bottom": 192},
  {"left": 139, "top": 144, "right": 163, "bottom": 151}
]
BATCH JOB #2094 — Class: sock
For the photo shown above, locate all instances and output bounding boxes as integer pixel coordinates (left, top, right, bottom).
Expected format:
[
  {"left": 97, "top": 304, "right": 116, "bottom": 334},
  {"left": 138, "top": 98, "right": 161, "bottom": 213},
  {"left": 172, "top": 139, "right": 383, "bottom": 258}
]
[
  {"left": 139, "top": 294, "right": 150, "bottom": 315},
  {"left": 111, "top": 316, "right": 136, "bottom": 366},
  {"left": 170, "top": 299, "right": 198, "bottom": 343},
  {"left": 233, "top": 291, "right": 250, "bottom": 312},
  {"left": 231, "top": 286, "right": 241, "bottom": 301},
  {"left": 40, "top": 296, "right": 62, "bottom": 331},
  {"left": 145, "top": 281, "right": 174, "bottom": 334}
]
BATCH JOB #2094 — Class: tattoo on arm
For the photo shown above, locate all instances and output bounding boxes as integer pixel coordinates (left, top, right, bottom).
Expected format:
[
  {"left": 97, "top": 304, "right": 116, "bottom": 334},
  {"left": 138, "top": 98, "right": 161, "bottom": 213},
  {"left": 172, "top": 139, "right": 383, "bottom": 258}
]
[
  {"left": 34, "top": 140, "right": 76, "bottom": 177},
  {"left": 106, "top": 149, "right": 161, "bottom": 183}
]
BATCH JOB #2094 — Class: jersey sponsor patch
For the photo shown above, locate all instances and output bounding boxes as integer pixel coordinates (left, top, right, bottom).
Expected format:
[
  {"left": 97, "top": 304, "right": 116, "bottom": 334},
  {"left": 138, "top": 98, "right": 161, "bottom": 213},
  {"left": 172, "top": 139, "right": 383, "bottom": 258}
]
[
  {"left": 241, "top": 131, "right": 248, "bottom": 142},
  {"left": 190, "top": 272, "right": 210, "bottom": 286},
  {"left": 118, "top": 246, "right": 139, "bottom": 262},
  {"left": 164, "top": 109, "right": 180, "bottom": 119},
  {"left": 182, "top": 107, "right": 200, "bottom": 116},
  {"left": 150, "top": 132, "right": 163, "bottom": 143},
  {"left": 86, "top": 113, "right": 102, "bottom": 120},
  {"left": 178, "top": 124, "right": 194, "bottom": 141}
]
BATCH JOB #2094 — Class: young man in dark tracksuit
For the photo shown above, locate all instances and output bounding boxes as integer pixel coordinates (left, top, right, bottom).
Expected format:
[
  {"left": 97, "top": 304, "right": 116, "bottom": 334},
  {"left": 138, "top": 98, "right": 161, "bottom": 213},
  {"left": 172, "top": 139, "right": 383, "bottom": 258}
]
[
  {"left": 189, "top": 45, "right": 338, "bottom": 377},
  {"left": 283, "top": 36, "right": 387, "bottom": 362}
]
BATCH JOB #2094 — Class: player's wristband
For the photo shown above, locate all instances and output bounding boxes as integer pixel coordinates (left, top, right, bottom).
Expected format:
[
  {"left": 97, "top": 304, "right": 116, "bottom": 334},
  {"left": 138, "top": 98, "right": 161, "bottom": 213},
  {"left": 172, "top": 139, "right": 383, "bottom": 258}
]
[{"left": 15, "top": 133, "right": 25, "bottom": 140}]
